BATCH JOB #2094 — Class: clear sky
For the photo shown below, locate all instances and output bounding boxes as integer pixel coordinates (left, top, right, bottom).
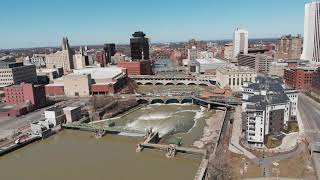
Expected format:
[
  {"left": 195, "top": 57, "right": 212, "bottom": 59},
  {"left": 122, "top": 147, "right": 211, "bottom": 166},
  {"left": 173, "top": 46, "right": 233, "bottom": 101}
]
[{"left": 0, "top": 0, "right": 312, "bottom": 49}]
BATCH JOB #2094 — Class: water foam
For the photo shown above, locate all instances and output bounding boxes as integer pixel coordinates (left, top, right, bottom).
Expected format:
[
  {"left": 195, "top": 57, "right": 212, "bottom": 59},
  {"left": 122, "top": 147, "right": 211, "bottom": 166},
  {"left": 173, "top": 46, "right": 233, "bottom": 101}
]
[{"left": 137, "top": 113, "right": 171, "bottom": 121}]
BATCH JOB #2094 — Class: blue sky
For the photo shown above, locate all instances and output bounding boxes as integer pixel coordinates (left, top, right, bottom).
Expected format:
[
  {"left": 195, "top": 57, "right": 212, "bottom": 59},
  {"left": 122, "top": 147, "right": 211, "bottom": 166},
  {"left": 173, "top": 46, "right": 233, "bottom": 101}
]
[{"left": 0, "top": 0, "right": 311, "bottom": 49}]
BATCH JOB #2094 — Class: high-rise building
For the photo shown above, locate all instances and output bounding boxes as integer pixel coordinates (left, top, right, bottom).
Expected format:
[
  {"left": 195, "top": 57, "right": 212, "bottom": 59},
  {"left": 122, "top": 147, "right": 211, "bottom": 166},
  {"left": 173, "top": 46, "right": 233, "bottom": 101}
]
[
  {"left": 237, "top": 54, "right": 274, "bottom": 74},
  {"left": 0, "top": 62, "right": 38, "bottom": 87},
  {"left": 130, "top": 31, "right": 150, "bottom": 60},
  {"left": 301, "top": 2, "right": 320, "bottom": 63},
  {"left": 104, "top": 44, "right": 116, "bottom": 64},
  {"left": 45, "top": 37, "right": 74, "bottom": 71},
  {"left": 223, "top": 43, "right": 234, "bottom": 60},
  {"left": 275, "top": 34, "right": 303, "bottom": 60},
  {"left": 233, "top": 28, "right": 248, "bottom": 58},
  {"left": 187, "top": 46, "right": 198, "bottom": 61}
]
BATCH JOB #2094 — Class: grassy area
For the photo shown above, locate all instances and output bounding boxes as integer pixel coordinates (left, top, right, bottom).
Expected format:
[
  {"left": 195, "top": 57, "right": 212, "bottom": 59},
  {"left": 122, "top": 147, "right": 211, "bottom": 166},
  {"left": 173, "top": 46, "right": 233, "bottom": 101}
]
[
  {"left": 271, "top": 150, "right": 317, "bottom": 179},
  {"left": 228, "top": 152, "right": 261, "bottom": 179},
  {"left": 265, "top": 135, "right": 283, "bottom": 149},
  {"left": 283, "top": 121, "right": 299, "bottom": 133}
]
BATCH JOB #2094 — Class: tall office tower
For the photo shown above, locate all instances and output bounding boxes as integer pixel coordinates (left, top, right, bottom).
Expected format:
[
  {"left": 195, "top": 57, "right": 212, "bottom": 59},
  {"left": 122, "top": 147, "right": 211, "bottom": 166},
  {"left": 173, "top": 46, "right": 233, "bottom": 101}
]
[
  {"left": 62, "top": 37, "right": 70, "bottom": 50},
  {"left": 301, "top": 2, "right": 320, "bottom": 63},
  {"left": 46, "top": 37, "right": 74, "bottom": 71},
  {"left": 104, "top": 43, "right": 116, "bottom": 64},
  {"left": 130, "top": 31, "right": 150, "bottom": 60},
  {"left": 233, "top": 28, "right": 248, "bottom": 58}
]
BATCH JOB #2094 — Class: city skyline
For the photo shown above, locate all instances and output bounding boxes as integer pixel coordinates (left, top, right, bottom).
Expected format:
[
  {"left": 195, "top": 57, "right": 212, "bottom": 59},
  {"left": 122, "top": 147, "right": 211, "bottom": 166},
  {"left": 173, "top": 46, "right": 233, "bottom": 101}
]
[{"left": 0, "top": 0, "right": 312, "bottom": 49}]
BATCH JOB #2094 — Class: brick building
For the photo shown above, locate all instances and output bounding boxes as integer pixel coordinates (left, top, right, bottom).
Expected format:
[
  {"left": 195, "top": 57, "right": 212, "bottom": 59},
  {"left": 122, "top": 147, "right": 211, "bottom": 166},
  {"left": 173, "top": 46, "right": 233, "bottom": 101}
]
[
  {"left": 45, "top": 84, "right": 65, "bottom": 96},
  {"left": 284, "top": 67, "right": 317, "bottom": 90},
  {"left": 311, "top": 67, "right": 320, "bottom": 94},
  {"left": 117, "top": 60, "right": 152, "bottom": 75},
  {"left": 274, "top": 34, "right": 303, "bottom": 60},
  {"left": 4, "top": 83, "right": 46, "bottom": 108}
]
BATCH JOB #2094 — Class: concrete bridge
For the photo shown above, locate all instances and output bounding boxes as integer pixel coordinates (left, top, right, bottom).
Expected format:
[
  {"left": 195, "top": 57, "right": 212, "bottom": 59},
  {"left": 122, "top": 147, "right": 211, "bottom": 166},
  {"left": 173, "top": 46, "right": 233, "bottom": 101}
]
[
  {"left": 129, "top": 75, "right": 216, "bottom": 86},
  {"left": 136, "top": 95, "right": 236, "bottom": 108}
]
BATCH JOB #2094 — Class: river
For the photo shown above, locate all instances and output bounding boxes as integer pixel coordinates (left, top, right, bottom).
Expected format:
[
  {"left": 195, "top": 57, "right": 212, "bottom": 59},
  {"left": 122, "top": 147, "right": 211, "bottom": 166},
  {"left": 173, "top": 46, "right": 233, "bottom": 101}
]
[{"left": 0, "top": 104, "right": 215, "bottom": 180}]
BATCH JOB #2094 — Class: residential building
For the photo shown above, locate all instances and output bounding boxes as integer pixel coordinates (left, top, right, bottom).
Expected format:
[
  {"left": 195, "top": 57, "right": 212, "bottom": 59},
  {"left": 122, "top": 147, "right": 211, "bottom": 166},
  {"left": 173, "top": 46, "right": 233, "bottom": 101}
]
[
  {"left": 233, "top": 28, "right": 248, "bottom": 58},
  {"left": 4, "top": 83, "right": 46, "bottom": 108},
  {"left": 237, "top": 54, "right": 274, "bottom": 73},
  {"left": 284, "top": 66, "right": 318, "bottom": 90},
  {"left": 275, "top": 34, "right": 303, "bottom": 60},
  {"left": 216, "top": 66, "right": 257, "bottom": 91},
  {"left": 242, "top": 76, "right": 298, "bottom": 147},
  {"left": 117, "top": 60, "right": 152, "bottom": 75},
  {"left": 0, "top": 62, "right": 37, "bottom": 87},
  {"left": 63, "top": 73, "right": 91, "bottom": 97},
  {"left": 45, "top": 37, "right": 74, "bottom": 71},
  {"left": 301, "top": 2, "right": 320, "bottom": 63},
  {"left": 130, "top": 31, "right": 150, "bottom": 60}
]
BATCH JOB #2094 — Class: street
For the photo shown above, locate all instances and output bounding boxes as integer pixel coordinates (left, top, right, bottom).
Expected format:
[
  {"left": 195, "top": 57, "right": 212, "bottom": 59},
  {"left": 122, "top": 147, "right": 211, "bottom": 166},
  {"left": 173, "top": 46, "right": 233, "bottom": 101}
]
[{"left": 298, "top": 94, "right": 320, "bottom": 142}]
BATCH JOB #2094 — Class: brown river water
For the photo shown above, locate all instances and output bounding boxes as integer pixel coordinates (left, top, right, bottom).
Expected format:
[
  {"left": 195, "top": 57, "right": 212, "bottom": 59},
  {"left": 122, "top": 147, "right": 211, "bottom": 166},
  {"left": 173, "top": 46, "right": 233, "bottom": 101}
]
[{"left": 0, "top": 104, "right": 214, "bottom": 180}]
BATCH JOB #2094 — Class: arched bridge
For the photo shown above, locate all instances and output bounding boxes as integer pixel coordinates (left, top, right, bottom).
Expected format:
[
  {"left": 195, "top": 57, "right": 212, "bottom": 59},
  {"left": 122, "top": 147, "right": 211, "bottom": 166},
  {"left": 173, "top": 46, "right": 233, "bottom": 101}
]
[
  {"left": 136, "top": 95, "right": 236, "bottom": 108},
  {"left": 129, "top": 75, "right": 216, "bottom": 86}
]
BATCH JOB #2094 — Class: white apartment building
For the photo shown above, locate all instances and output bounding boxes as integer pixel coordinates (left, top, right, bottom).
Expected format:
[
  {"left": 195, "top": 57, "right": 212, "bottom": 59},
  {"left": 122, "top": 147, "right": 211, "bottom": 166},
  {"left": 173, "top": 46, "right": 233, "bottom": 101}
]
[
  {"left": 233, "top": 28, "right": 248, "bottom": 58},
  {"left": 301, "top": 2, "right": 320, "bottom": 63},
  {"left": 216, "top": 66, "right": 257, "bottom": 91},
  {"left": 242, "top": 76, "right": 298, "bottom": 147}
]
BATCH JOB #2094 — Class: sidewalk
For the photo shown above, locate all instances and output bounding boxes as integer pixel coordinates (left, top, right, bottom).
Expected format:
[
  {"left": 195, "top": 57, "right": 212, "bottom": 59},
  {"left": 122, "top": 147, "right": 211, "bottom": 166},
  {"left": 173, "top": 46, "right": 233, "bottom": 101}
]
[{"left": 229, "top": 106, "right": 257, "bottom": 160}]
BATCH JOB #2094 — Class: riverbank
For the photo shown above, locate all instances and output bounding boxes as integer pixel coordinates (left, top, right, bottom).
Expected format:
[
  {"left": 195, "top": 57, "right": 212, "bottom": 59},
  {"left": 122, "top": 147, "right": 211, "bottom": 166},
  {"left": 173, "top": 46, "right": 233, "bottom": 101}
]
[{"left": 193, "top": 109, "right": 225, "bottom": 149}]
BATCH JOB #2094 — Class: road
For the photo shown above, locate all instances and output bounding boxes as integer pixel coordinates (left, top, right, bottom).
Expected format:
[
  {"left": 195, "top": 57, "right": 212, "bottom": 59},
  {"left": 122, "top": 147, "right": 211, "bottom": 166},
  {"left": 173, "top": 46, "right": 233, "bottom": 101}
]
[
  {"left": 298, "top": 93, "right": 320, "bottom": 179},
  {"left": 298, "top": 94, "right": 320, "bottom": 142}
]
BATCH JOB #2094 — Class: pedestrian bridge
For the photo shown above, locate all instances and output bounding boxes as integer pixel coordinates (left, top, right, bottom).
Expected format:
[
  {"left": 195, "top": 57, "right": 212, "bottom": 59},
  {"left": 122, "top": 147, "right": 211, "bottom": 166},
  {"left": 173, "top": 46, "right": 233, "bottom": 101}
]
[
  {"left": 129, "top": 75, "right": 216, "bottom": 86},
  {"left": 62, "top": 123, "right": 147, "bottom": 135}
]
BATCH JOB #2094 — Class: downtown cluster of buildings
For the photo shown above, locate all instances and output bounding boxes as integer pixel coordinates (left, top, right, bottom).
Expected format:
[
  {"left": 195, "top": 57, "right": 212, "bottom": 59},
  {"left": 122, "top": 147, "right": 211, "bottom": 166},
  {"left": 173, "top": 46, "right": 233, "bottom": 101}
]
[{"left": 0, "top": 31, "right": 153, "bottom": 117}]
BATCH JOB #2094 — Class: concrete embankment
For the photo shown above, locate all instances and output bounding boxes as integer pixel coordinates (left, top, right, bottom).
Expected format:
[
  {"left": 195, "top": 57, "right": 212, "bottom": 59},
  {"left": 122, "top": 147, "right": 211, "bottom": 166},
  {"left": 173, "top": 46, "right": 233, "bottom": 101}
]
[{"left": 0, "top": 136, "right": 41, "bottom": 157}]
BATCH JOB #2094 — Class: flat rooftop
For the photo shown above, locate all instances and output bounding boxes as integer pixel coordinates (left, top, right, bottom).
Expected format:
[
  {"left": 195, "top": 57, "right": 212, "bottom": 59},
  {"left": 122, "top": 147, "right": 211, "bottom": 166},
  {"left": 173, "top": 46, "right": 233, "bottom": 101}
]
[
  {"left": 73, "top": 66, "right": 125, "bottom": 80},
  {"left": 218, "top": 66, "right": 256, "bottom": 74},
  {"left": 63, "top": 106, "right": 79, "bottom": 111},
  {"left": 194, "top": 58, "right": 227, "bottom": 65}
]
